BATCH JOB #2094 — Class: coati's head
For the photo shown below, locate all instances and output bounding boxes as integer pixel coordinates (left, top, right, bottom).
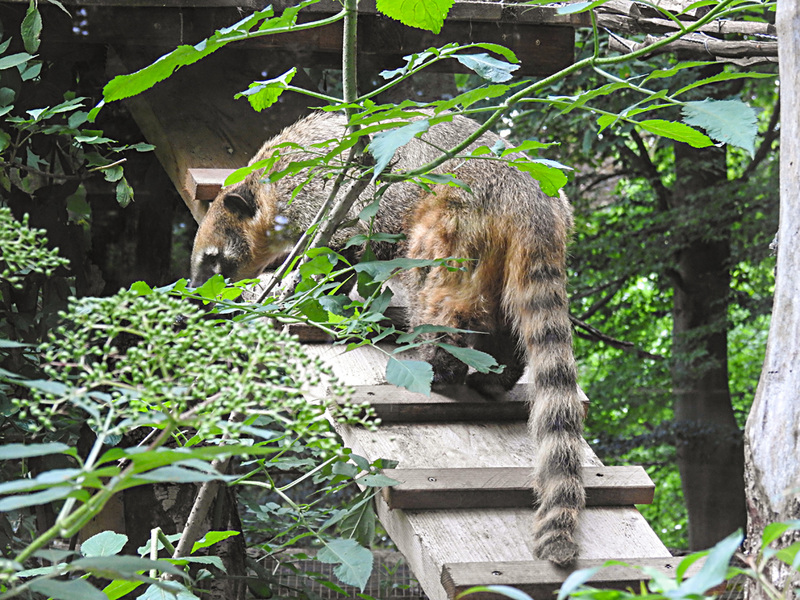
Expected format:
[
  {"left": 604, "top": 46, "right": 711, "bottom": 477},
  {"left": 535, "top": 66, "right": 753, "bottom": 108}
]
[{"left": 190, "top": 183, "right": 292, "bottom": 287}]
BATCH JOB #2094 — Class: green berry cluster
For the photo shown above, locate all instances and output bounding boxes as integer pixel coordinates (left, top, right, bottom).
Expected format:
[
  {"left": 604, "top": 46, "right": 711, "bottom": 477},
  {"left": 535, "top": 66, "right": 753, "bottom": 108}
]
[{"left": 0, "top": 207, "right": 70, "bottom": 286}]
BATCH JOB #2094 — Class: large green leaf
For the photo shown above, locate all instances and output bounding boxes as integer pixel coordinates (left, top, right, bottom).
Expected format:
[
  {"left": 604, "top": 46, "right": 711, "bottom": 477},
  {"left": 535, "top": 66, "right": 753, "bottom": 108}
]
[
  {"left": 681, "top": 99, "right": 757, "bottom": 157},
  {"left": 192, "top": 530, "right": 240, "bottom": 553},
  {"left": 0, "top": 485, "right": 72, "bottom": 511},
  {"left": 510, "top": 158, "right": 569, "bottom": 197},
  {"left": 21, "top": 1, "right": 42, "bottom": 54},
  {"left": 636, "top": 119, "right": 714, "bottom": 149},
  {"left": 317, "top": 538, "right": 373, "bottom": 591},
  {"left": 235, "top": 68, "right": 296, "bottom": 112},
  {"left": 0, "top": 52, "right": 34, "bottom": 71},
  {"left": 368, "top": 119, "right": 430, "bottom": 180},
  {"left": 454, "top": 53, "right": 519, "bottom": 83},
  {"left": 385, "top": 358, "right": 433, "bottom": 395},
  {"left": 80, "top": 531, "right": 128, "bottom": 557},
  {"left": 375, "top": 0, "right": 454, "bottom": 34},
  {"left": 673, "top": 530, "right": 742, "bottom": 597}
]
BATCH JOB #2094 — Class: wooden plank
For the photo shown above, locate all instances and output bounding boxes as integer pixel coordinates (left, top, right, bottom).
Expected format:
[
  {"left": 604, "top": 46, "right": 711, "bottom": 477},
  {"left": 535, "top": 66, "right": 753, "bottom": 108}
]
[
  {"left": 381, "top": 465, "right": 654, "bottom": 509},
  {"left": 335, "top": 383, "right": 589, "bottom": 424},
  {"left": 304, "top": 343, "right": 672, "bottom": 600},
  {"left": 441, "top": 557, "right": 700, "bottom": 600},
  {"left": 187, "top": 168, "right": 236, "bottom": 201}
]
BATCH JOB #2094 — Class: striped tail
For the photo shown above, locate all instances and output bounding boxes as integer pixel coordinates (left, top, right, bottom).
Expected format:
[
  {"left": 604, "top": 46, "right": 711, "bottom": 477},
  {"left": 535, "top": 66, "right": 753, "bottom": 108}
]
[{"left": 504, "top": 254, "right": 586, "bottom": 566}]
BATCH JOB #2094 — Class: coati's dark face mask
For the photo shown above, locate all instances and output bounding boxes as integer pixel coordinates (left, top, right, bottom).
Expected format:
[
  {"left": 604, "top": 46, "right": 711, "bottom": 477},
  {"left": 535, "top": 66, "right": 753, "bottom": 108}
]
[{"left": 189, "top": 186, "right": 292, "bottom": 286}]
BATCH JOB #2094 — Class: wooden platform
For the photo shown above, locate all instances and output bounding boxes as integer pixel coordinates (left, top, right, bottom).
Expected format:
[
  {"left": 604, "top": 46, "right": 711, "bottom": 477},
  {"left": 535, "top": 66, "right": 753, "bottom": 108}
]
[{"left": 304, "top": 342, "right": 674, "bottom": 600}]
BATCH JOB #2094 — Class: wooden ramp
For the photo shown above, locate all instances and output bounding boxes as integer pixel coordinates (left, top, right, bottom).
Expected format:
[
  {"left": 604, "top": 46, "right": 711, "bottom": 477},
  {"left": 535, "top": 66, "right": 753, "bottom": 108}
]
[{"left": 303, "top": 342, "right": 677, "bottom": 600}]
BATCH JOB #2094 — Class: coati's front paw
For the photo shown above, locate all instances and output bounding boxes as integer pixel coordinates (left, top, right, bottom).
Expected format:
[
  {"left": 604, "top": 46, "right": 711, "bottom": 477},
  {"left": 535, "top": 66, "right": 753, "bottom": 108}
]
[
  {"left": 429, "top": 353, "right": 468, "bottom": 388},
  {"left": 465, "top": 372, "right": 507, "bottom": 400}
]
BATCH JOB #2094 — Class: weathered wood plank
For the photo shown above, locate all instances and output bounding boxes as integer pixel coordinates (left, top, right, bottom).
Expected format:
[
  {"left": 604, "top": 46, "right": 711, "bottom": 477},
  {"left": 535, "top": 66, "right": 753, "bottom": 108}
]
[
  {"left": 382, "top": 465, "right": 654, "bottom": 509},
  {"left": 441, "top": 556, "right": 699, "bottom": 600},
  {"left": 340, "top": 383, "right": 589, "bottom": 423},
  {"left": 304, "top": 343, "right": 672, "bottom": 600}
]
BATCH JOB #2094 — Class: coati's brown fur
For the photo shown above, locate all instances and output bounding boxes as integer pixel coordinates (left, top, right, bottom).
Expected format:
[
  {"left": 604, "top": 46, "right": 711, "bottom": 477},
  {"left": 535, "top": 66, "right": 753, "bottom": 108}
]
[{"left": 191, "top": 112, "right": 586, "bottom": 565}]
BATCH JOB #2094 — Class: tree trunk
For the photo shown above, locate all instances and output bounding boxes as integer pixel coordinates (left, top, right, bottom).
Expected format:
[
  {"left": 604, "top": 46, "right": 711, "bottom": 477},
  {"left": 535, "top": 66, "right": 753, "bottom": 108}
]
[
  {"left": 671, "top": 143, "right": 747, "bottom": 551},
  {"left": 743, "top": 0, "right": 800, "bottom": 594}
]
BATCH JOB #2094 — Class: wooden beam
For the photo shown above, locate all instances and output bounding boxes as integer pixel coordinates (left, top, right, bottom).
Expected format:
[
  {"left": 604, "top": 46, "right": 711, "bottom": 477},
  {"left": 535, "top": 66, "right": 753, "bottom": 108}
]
[
  {"left": 382, "top": 465, "right": 655, "bottom": 509},
  {"left": 441, "top": 557, "right": 701, "bottom": 600},
  {"left": 337, "top": 383, "right": 590, "bottom": 424}
]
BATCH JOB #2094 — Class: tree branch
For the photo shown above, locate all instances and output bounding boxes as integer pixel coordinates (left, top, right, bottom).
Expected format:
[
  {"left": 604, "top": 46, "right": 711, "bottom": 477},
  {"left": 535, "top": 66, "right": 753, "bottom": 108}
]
[{"left": 571, "top": 314, "right": 663, "bottom": 360}]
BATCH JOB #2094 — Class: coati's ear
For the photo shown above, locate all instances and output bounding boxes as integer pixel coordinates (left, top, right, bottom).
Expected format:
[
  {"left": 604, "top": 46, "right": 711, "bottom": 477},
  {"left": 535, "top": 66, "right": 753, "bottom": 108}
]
[{"left": 223, "top": 189, "right": 257, "bottom": 219}]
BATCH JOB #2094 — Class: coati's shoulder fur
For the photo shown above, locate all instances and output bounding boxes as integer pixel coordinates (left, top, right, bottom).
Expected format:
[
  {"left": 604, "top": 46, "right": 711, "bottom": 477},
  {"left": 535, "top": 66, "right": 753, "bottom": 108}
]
[{"left": 191, "top": 111, "right": 586, "bottom": 565}]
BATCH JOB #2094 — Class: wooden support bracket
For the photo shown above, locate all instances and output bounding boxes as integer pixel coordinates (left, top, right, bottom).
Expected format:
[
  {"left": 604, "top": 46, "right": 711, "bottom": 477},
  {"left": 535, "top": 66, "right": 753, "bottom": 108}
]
[
  {"left": 441, "top": 557, "right": 698, "bottom": 600},
  {"left": 338, "top": 384, "right": 590, "bottom": 423},
  {"left": 381, "top": 465, "right": 654, "bottom": 509}
]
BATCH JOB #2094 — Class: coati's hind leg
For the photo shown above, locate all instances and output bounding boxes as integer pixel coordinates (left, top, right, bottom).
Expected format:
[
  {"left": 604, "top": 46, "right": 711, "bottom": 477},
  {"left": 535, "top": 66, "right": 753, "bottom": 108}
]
[
  {"left": 466, "top": 328, "right": 527, "bottom": 399},
  {"left": 404, "top": 268, "right": 470, "bottom": 386}
]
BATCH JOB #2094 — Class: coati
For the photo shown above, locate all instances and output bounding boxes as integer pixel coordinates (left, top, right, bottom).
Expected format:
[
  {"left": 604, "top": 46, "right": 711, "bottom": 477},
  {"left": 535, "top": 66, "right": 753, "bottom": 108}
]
[{"left": 190, "top": 111, "right": 585, "bottom": 565}]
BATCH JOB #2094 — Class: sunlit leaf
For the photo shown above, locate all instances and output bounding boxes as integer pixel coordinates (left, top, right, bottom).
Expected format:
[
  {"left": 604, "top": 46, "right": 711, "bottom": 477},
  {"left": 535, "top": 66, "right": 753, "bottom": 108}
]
[
  {"left": 385, "top": 358, "right": 433, "bottom": 395},
  {"left": 317, "top": 538, "right": 373, "bottom": 591},
  {"left": 235, "top": 68, "right": 296, "bottom": 112},
  {"left": 375, "top": 0, "right": 454, "bottom": 34},
  {"left": 368, "top": 119, "right": 430, "bottom": 180},
  {"left": 80, "top": 531, "right": 128, "bottom": 557},
  {"left": 681, "top": 99, "right": 757, "bottom": 157},
  {"left": 455, "top": 53, "right": 519, "bottom": 83},
  {"left": 636, "top": 119, "right": 714, "bottom": 148}
]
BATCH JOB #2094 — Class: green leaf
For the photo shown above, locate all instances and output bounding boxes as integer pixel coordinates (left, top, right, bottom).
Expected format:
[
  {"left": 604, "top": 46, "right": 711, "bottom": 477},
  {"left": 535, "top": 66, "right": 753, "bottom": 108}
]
[
  {"left": 375, "top": 0, "right": 454, "bottom": 34},
  {"left": 115, "top": 178, "right": 134, "bottom": 207},
  {"left": 385, "top": 358, "right": 433, "bottom": 396},
  {"left": 236, "top": 67, "right": 296, "bottom": 112},
  {"left": 102, "top": 579, "right": 143, "bottom": 600},
  {"left": 22, "top": 1, "right": 43, "bottom": 54},
  {"left": 674, "top": 530, "right": 742, "bottom": 597},
  {"left": 557, "top": 0, "right": 610, "bottom": 13},
  {"left": 439, "top": 343, "right": 502, "bottom": 374},
  {"left": 0, "top": 486, "right": 72, "bottom": 511},
  {"left": 317, "top": 538, "right": 373, "bottom": 591},
  {"left": 762, "top": 522, "right": 791, "bottom": 547},
  {"left": 644, "top": 61, "right": 715, "bottom": 82},
  {"left": 368, "top": 119, "right": 430, "bottom": 181},
  {"left": 80, "top": 531, "right": 128, "bottom": 557},
  {"left": 681, "top": 99, "right": 758, "bottom": 157},
  {"left": 557, "top": 566, "right": 601, "bottom": 600},
  {"left": 436, "top": 84, "right": 511, "bottom": 111},
  {"left": 29, "top": 578, "right": 107, "bottom": 600},
  {"left": 454, "top": 53, "right": 519, "bottom": 83},
  {"left": 418, "top": 173, "right": 472, "bottom": 193},
  {"left": 0, "top": 52, "right": 34, "bottom": 71},
  {"left": 636, "top": 119, "right": 713, "bottom": 149},
  {"left": 674, "top": 71, "right": 774, "bottom": 97},
  {"left": 354, "top": 256, "right": 451, "bottom": 282},
  {"left": 774, "top": 541, "right": 800, "bottom": 569},
  {"left": 510, "top": 159, "right": 569, "bottom": 197},
  {"left": 191, "top": 530, "right": 240, "bottom": 553},
  {"left": 103, "top": 165, "right": 124, "bottom": 182},
  {"left": 71, "top": 555, "right": 189, "bottom": 579},
  {"left": 356, "top": 473, "right": 401, "bottom": 487},
  {"left": 135, "top": 466, "right": 234, "bottom": 483},
  {"left": 464, "top": 586, "right": 535, "bottom": 600},
  {"left": 137, "top": 582, "right": 199, "bottom": 600},
  {"left": 130, "top": 280, "right": 153, "bottom": 295},
  {"left": 0, "top": 442, "right": 70, "bottom": 459}
]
